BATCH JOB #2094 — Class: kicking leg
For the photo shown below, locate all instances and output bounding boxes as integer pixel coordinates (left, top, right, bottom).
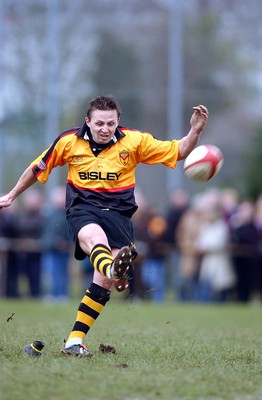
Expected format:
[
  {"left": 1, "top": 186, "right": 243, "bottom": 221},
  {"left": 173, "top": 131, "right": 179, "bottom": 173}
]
[{"left": 61, "top": 225, "right": 136, "bottom": 355}]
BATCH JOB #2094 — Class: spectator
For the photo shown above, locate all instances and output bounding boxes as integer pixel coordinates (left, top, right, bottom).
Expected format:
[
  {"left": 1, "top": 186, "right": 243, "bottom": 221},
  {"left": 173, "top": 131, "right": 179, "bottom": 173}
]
[
  {"left": 220, "top": 187, "right": 239, "bottom": 226},
  {"left": 42, "top": 186, "right": 73, "bottom": 302},
  {"left": 0, "top": 204, "right": 21, "bottom": 297},
  {"left": 175, "top": 195, "right": 204, "bottom": 301},
  {"left": 253, "top": 195, "right": 262, "bottom": 302},
  {"left": 230, "top": 200, "right": 257, "bottom": 302},
  {"left": 196, "top": 197, "right": 236, "bottom": 302},
  {"left": 165, "top": 189, "right": 190, "bottom": 245},
  {"left": 164, "top": 189, "right": 190, "bottom": 298},
  {"left": 130, "top": 188, "right": 152, "bottom": 300},
  {"left": 16, "top": 189, "right": 45, "bottom": 298},
  {"left": 140, "top": 211, "right": 168, "bottom": 302}
]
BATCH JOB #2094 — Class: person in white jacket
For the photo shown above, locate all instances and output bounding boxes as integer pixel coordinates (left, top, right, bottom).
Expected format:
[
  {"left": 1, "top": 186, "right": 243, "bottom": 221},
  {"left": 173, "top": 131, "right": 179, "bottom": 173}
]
[{"left": 195, "top": 195, "right": 236, "bottom": 302}]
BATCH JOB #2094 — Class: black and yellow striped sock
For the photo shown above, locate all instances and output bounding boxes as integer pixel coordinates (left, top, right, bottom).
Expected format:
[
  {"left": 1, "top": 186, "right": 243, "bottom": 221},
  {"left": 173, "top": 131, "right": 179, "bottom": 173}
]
[
  {"left": 66, "top": 283, "right": 111, "bottom": 345},
  {"left": 90, "top": 243, "right": 114, "bottom": 279}
]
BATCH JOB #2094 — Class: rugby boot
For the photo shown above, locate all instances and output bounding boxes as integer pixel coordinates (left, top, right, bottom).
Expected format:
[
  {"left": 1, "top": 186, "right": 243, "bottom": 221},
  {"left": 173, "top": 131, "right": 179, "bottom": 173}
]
[
  {"left": 61, "top": 343, "right": 92, "bottom": 357},
  {"left": 114, "top": 277, "right": 129, "bottom": 292},
  {"left": 110, "top": 243, "right": 136, "bottom": 281}
]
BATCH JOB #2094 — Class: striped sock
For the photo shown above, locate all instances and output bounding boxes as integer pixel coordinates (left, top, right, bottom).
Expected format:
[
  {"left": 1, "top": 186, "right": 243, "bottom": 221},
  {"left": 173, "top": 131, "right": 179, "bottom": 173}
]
[
  {"left": 65, "top": 283, "right": 110, "bottom": 347},
  {"left": 90, "top": 243, "right": 114, "bottom": 279}
]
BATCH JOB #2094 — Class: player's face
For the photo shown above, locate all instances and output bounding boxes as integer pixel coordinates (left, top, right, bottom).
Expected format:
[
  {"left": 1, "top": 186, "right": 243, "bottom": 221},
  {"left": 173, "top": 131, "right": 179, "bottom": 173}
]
[{"left": 85, "top": 109, "right": 119, "bottom": 144}]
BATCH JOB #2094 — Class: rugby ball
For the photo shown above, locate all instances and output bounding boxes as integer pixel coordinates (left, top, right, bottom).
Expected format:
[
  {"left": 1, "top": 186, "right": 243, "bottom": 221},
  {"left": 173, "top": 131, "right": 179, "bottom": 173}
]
[{"left": 183, "top": 145, "right": 224, "bottom": 182}]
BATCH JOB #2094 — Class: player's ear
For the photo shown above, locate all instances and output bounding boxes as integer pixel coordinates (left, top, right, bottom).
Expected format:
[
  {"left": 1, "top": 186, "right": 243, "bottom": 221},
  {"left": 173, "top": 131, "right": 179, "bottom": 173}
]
[{"left": 85, "top": 117, "right": 90, "bottom": 127}]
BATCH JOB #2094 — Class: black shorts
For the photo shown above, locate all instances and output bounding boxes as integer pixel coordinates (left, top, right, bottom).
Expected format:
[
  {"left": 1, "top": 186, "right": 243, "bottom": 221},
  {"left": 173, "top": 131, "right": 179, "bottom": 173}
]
[{"left": 66, "top": 205, "right": 135, "bottom": 260}]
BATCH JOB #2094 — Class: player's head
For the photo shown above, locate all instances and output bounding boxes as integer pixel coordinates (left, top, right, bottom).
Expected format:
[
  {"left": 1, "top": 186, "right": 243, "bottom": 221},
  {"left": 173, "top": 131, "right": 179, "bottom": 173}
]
[
  {"left": 86, "top": 95, "right": 121, "bottom": 120},
  {"left": 85, "top": 95, "right": 121, "bottom": 144}
]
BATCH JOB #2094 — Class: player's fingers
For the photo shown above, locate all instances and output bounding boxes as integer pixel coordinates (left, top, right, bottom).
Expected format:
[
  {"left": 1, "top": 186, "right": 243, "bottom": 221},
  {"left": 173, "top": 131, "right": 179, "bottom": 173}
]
[
  {"left": 193, "top": 105, "right": 208, "bottom": 113},
  {"left": 199, "top": 105, "right": 208, "bottom": 114},
  {"left": 193, "top": 106, "right": 208, "bottom": 119},
  {"left": 198, "top": 105, "right": 209, "bottom": 116}
]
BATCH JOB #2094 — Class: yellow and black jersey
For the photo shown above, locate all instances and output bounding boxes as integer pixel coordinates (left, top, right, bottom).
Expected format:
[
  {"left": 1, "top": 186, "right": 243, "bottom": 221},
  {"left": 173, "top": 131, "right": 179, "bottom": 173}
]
[{"left": 31, "top": 123, "right": 179, "bottom": 217}]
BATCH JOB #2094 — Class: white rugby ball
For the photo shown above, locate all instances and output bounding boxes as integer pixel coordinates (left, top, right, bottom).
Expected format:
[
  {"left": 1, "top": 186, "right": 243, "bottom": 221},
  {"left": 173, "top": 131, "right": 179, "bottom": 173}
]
[{"left": 183, "top": 145, "right": 224, "bottom": 182}]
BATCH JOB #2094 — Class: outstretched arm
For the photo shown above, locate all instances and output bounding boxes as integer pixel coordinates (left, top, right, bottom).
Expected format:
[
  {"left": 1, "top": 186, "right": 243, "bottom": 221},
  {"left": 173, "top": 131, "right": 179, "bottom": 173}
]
[
  {"left": 178, "top": 105, "right": 209, "bottom": 160},
  {"left": 0, "top": 166, "right": 37, "bottom": 209}
]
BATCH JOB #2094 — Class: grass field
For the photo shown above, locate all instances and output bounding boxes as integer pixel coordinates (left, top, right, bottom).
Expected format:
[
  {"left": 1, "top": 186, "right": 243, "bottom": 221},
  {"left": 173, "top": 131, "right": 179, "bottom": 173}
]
[{"left": 0, "top": 297, "right": 261, "bottom": 400}]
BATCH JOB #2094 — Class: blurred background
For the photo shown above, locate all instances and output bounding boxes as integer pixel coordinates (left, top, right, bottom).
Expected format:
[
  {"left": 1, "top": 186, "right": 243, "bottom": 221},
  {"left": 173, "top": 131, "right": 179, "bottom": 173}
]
[
  {"left": 0, "top": 0, "right": 261, "bottom": 206},
  {"left": 0, "top": 0, "right": 262, "bottom": 303}
]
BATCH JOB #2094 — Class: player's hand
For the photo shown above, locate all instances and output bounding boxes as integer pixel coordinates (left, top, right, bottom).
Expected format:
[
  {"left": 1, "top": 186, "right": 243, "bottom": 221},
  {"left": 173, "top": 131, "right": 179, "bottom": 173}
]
[
  {"left": 190, "top": 105, "right": 209, "bottom": 135},
  {"left": 0, "top": 194, "right": 12, "bottom": 209}
]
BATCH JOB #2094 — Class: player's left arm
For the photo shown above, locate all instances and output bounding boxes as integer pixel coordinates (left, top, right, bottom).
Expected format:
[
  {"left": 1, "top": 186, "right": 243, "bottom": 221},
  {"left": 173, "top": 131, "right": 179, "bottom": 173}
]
[{"left": 177, "top": 105, "right": 209, "bottom": 161}]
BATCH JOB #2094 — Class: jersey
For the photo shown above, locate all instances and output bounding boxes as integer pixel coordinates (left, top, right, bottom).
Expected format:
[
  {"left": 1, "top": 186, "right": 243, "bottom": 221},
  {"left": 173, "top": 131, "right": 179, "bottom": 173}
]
[{"left": 30, "top": 123, "right": 179, "bottom": 217}]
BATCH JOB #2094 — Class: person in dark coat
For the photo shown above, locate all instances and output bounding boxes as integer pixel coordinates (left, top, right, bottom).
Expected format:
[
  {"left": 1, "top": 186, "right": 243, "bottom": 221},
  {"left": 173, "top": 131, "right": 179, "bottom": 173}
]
[{"left": 230, "top": 201, "right": 258, "bottom": 302}]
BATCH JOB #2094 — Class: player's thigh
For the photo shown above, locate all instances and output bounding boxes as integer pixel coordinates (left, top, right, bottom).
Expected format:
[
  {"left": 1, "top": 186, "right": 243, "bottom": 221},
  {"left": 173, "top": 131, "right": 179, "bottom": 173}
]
[{"left": 78, "top": 223, "right": 109, "bottom": 253}]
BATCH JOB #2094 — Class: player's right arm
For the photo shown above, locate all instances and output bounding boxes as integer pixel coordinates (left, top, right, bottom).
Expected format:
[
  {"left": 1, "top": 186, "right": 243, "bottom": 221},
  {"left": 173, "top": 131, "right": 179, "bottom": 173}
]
[{"left": 0, "top": 166, "right": 37, "bottom": 209}]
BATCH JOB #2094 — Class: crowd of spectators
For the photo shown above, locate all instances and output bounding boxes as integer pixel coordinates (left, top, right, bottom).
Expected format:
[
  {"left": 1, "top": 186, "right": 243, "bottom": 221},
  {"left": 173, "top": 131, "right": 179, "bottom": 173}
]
[
  {"left": 131, "top": 187, "right": 262, "bottom": 304},
  {"left": 0, "top": 187, "right": 73, "bottom": 302},
  {"left": 0, "top": 186, "right": 261, "bottom": 304}
]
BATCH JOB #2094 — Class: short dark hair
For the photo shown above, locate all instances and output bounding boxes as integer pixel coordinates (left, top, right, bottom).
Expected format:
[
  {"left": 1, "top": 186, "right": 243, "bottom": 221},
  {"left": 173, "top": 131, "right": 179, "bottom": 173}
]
[{"left": 87, "top": 95, "right": 121, "bottom": 119}]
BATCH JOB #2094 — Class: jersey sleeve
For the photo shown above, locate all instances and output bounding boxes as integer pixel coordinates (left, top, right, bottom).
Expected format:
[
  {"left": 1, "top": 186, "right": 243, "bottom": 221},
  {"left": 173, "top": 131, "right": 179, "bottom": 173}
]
[
  {"left": 137, "top": 132, "right": 179, "bottom": 168},
  {"left": 30, "top": 134, "right": 71, "bottom": 183}
]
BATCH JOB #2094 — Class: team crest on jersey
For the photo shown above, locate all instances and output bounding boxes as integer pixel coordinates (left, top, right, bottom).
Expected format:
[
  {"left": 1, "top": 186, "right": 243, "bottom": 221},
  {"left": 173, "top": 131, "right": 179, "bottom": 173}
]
[
  {"left": 37, "top": 160, "right": 47, "bottom": 171},
  {"left": 119, "top": 151, "right": 130, "bottom": 166}
]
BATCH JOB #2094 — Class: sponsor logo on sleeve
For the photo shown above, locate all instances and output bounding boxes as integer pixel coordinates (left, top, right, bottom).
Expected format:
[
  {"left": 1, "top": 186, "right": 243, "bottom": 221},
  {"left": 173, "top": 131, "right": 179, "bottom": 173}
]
[{"left": 37, "top": 160, "right": 47, "bottom": 171}]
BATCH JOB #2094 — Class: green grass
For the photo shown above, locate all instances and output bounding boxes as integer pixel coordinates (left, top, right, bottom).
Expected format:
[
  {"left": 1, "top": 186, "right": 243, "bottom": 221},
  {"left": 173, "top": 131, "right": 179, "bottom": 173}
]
[{"left": 0, "top": 298, "right": 262, "bottom": 400}]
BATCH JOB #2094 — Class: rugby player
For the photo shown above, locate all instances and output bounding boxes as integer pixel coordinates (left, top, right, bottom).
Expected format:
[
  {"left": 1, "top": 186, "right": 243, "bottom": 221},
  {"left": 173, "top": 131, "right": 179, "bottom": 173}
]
[{"left": 0, "top": 96, "right": 208, "bottom": 356}]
